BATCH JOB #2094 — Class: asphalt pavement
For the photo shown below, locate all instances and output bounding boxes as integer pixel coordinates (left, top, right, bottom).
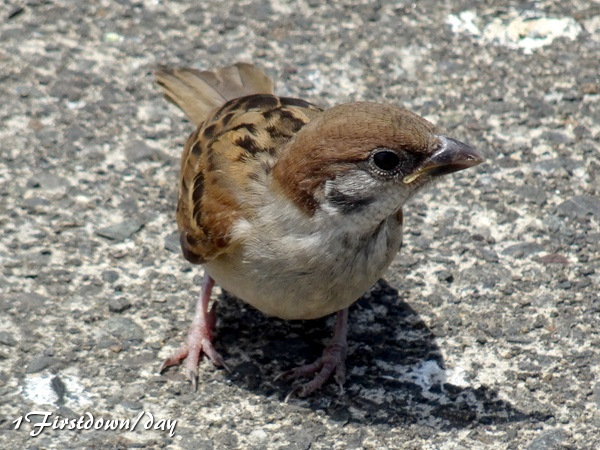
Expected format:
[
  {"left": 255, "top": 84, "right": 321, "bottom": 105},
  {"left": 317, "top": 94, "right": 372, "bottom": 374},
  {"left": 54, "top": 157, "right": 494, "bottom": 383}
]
[{"left": 1, "top": 0, "right": 599, "bottom": 448}]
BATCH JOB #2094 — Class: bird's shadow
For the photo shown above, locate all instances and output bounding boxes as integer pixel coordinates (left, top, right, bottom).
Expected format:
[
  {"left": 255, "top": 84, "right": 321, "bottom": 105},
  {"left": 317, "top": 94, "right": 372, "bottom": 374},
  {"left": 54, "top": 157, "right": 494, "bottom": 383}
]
[{"left": 212, "top": 279, "right": 547, "bottom": 429}]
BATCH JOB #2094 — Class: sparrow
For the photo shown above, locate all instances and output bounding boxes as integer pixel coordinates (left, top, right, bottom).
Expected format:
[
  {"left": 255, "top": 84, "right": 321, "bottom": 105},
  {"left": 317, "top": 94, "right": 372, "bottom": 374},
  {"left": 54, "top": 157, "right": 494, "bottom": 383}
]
[{"left": 155, "top": 62, "right": 484, "bottom": 397}]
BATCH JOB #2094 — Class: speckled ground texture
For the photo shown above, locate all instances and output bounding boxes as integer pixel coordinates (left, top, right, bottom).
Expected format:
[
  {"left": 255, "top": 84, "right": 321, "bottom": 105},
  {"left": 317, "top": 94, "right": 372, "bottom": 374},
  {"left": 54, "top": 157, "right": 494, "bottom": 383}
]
[{"left": 1, "top": 0, "right": 599, "bottom": 448}]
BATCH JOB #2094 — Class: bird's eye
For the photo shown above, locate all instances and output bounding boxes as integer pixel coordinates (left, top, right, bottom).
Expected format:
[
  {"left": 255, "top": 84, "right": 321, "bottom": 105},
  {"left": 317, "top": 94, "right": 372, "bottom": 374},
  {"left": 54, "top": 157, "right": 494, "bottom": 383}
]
[{"left": 371, "top": 149, "right": 401, "bottom": 173}]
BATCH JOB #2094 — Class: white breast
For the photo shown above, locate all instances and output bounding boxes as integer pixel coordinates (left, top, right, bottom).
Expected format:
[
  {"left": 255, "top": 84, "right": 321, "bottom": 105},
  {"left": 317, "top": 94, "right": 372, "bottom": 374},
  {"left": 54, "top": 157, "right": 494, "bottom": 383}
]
[{"left": 205, "top": 196, "right": 403, "bottom": 320}]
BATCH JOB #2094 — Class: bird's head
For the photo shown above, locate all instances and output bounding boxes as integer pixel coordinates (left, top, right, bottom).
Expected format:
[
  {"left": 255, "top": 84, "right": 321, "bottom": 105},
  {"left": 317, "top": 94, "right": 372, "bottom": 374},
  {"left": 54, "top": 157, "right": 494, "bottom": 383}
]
[{"left": 273, "top": 102, "right": 484, "bottom": 227}]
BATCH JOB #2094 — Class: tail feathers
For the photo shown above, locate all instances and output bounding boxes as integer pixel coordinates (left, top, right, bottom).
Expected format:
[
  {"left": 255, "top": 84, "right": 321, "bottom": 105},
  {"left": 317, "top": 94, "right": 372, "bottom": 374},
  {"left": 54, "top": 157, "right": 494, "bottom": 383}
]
[{"left": 155, "top": 63, "right": 274, "bottom": 125}]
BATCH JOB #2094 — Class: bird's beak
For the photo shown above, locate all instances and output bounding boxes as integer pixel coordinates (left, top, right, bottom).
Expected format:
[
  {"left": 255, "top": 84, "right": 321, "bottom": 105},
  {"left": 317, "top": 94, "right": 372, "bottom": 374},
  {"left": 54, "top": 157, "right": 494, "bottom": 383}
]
[{"left": 403, "top": 136, "right": 484, "bottom": 184}]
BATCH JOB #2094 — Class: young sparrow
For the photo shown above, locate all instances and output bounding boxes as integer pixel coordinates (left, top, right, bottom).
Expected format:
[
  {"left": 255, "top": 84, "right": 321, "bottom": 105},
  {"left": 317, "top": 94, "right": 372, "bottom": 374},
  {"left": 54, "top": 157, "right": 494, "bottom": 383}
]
[{"left": 155, "top": 63, "right": 484, "bottom": 397}]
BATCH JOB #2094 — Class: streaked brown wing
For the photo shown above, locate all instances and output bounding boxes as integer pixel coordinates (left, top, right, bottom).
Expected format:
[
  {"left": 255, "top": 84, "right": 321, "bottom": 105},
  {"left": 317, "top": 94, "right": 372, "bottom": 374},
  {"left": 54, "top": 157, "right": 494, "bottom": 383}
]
[{"left": 177, "top": 94, "right": 323, "bottom": 263}]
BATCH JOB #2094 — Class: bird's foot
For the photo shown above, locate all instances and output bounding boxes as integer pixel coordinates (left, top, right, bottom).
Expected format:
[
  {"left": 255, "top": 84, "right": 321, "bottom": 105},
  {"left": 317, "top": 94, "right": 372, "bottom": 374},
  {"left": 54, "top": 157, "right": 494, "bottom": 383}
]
[
  {"left": 280, "top": 341, "right": 347, "bottom": 401},
  {"left": 159, "top": 305, "right": 229, "bottom": 391}
]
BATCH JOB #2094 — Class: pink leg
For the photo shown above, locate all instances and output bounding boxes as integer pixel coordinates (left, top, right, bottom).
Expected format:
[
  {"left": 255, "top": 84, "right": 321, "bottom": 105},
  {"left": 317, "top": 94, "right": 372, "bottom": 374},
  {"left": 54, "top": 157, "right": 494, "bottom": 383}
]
[
  {"left": 160, "top": 273, "right": 228, "bottom": 390},
  {"left": 282, "top": 308, "right": 349, "bottom": 400}
]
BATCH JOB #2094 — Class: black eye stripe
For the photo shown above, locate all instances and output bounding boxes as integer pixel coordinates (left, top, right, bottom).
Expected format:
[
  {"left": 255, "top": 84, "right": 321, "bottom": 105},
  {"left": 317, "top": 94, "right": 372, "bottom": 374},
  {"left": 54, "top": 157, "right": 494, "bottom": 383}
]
[{"left": 326, "top": 187, "right": 375, "bottom": 214}]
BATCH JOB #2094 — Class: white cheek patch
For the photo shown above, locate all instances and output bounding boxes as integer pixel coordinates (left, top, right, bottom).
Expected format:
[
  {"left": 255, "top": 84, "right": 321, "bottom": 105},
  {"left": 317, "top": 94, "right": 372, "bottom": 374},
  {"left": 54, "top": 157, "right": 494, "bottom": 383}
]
[
  {"left": 318, "top": 168, "right": 419, "bottom": 234},
  {"left": 326, "top": 170, "right": 379, "bottom": 198},
  {"left": 322, "top": 171, "right": 378, "bottom": 215},
  {"left": 323, "top": 170, "right": 411, "bottom": 216}
]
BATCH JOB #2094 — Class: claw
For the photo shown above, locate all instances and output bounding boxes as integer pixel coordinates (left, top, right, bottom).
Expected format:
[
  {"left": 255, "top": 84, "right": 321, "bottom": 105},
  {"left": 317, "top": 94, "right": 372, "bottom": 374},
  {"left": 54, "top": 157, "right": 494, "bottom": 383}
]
[
  {"left": 159, "top": 360, "right": 169, "bottom": 374},
  {"left": 159, "top": 346, "right": 190, "bottom": 374},
  {"left": 284, "top": 385, "right": 302, "bottom": 403},
  {"left": 220, "top": 360, "right": 232, "bottom": 373},
  {"left": 336, "top": 377, "right": 345, "bottom": 397},
  {"left": 274, "top": 368, "right": 296, "bottom": 382},
  {"left": 188, "top": 369, "right": 198, "bottom": 392}
]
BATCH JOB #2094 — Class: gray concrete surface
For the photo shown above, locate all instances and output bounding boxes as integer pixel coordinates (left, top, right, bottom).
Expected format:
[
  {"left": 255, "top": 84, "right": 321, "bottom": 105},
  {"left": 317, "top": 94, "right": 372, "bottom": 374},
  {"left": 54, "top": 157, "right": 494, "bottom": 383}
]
[{"left": 1, "top": 0, "right": 599, "bottom": 448}]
